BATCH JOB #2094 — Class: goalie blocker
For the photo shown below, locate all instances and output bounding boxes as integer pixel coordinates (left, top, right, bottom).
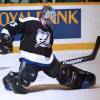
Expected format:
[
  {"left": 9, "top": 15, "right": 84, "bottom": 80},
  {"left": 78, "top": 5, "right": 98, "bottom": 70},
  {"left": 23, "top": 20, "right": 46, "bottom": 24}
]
[{"left": 2, "top": 59, "right": 96, "bottom": 94}]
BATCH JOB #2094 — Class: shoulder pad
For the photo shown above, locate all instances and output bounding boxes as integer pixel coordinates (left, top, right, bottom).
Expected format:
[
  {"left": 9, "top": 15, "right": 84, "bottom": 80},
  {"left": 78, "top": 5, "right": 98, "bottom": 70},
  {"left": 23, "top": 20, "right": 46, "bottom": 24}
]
[{"left": 19, "top": 17, "right": 39, "bottom": 22}]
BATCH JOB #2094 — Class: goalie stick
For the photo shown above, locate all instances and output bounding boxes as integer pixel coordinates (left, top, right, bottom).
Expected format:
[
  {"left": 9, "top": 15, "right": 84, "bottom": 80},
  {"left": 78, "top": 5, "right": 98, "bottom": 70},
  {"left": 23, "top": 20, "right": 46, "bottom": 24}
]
[
  {"left": 1, "top": 37, "right": 99, "bottom": 69},
  {"left": 61, "top": 36, "right": 100, "bottom": 65}
]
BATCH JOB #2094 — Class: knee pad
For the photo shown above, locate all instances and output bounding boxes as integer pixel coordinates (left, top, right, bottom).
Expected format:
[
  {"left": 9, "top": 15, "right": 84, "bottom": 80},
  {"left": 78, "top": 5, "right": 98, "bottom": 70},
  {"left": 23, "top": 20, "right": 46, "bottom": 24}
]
[
  {"left": 19, "top": 72, "right": 37, "bottom": 87},
  {"left": 57, "top": 64, "right": 96, "bottom": 89},
  {"left": 19, "top": 61, "right": 38, "bottom": 87}
]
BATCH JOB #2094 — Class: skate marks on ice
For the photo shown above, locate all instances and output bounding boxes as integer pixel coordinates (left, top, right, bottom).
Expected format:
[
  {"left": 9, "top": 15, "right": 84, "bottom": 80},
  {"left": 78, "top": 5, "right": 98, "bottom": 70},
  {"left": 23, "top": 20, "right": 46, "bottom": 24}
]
[
  {"left": 0, "top": 67, "right": 10, "bottom": 70},
  {"left": 27, "top": 84, "right": 71, "bottom": 93},
  {"left": 27, "top": 84, "right": 100, "bottom": 93}
]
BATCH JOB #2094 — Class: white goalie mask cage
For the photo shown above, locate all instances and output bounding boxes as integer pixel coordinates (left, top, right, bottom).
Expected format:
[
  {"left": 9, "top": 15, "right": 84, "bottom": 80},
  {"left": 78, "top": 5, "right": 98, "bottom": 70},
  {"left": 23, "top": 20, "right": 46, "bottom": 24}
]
[{"left": 41, "top": 6, "right": 56, "bottom": 21}]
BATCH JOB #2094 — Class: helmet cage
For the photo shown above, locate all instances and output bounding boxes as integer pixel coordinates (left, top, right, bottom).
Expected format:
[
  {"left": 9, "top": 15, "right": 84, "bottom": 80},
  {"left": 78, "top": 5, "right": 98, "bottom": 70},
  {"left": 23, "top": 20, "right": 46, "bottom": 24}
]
[{"left": 42, "top": 6, "right": 56, "bottom": 21}]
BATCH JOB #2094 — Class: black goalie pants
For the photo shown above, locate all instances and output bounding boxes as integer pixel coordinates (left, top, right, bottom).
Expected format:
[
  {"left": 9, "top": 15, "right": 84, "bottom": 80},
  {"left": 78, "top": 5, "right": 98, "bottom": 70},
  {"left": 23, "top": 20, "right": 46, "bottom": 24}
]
[{"left": 18, "top": 57, "right": 60, "bottom": 87}]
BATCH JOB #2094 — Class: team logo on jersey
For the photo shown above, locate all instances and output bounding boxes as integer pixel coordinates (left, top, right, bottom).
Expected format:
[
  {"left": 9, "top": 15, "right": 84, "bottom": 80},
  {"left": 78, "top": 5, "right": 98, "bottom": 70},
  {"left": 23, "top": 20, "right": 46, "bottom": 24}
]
[
  {"left": 9, "top": 21, "right": 18, "bottom": 27},
  {"left": 35, "top": 29, "right": 51, "bottom": 48}
]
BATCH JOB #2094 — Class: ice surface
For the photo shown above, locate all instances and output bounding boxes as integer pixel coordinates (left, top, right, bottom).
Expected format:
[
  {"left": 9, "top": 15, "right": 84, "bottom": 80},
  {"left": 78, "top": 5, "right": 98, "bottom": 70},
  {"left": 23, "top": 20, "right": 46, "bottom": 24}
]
[{"left": 0, "top": 50, "right": 100, "bottom": 100}]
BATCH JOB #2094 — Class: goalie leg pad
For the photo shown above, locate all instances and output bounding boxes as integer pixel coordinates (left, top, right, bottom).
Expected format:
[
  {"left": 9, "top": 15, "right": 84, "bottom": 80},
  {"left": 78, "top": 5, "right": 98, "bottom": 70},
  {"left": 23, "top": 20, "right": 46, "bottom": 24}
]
[
  {"left": 57, "top": 64, "right": 96, "bottom": 89},
  {"left": 19, "top": 60, "right": 38, "bottom": 87}
]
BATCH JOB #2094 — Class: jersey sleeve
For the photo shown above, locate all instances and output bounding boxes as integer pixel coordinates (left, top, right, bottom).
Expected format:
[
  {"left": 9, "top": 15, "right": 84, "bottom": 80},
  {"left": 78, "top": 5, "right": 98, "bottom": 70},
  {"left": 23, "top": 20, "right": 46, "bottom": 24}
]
[{"left": 1, "top": 18, "right": 24, "bottom": 41}]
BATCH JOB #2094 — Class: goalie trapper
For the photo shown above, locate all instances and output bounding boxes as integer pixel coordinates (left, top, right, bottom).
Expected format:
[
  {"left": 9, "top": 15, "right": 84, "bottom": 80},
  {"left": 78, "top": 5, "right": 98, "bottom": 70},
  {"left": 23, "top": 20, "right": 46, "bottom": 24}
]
[{"left": 0, "top": 33, "right": 13, "bottom": 54}]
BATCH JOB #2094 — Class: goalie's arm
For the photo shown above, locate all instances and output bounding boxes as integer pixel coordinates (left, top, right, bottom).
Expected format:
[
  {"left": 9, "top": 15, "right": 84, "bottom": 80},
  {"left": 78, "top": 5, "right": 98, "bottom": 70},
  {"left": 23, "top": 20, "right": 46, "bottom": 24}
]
[
  {"left": 0, "top": 18, "right": 24, "bottom": 54},
  {"left": 1, "top": 19, "right": 24, "bottom": 39}
]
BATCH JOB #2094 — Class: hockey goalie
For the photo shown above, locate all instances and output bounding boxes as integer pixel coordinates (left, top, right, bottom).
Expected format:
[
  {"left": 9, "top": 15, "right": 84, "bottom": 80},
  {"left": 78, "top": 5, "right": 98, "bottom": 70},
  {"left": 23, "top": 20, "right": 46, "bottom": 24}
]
[{"left": 0, "top": 6, "right": 96, "bottom": 94}]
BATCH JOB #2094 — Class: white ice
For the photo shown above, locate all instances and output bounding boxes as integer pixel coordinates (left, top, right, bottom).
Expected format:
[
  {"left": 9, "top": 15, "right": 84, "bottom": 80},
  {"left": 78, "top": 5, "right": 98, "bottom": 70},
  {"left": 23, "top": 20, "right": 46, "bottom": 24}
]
[{"left": 0, "top": 50, "right": 100, "bottom": 100}]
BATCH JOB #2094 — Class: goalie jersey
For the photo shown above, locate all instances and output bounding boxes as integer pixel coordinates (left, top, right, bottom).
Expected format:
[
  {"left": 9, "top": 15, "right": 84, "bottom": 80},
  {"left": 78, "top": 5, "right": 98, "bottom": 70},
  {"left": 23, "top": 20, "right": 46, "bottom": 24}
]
[{"left": 1, "top": 17, "right": 54, "bottom": 66}]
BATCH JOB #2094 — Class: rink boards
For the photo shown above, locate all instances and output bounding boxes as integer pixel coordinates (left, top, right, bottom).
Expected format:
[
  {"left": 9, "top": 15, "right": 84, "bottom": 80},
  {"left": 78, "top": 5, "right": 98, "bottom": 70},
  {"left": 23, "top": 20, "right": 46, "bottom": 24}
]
[{"left": 0, "top": 2, "right": 100, "bottom": 52}]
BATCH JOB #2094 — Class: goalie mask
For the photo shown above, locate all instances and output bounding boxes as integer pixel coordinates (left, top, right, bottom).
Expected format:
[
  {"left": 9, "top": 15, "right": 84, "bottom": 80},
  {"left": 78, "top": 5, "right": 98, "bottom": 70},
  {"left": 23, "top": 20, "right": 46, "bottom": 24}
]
[{"left": 41, "top": 6, "right": 56, "bottom": 23}]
